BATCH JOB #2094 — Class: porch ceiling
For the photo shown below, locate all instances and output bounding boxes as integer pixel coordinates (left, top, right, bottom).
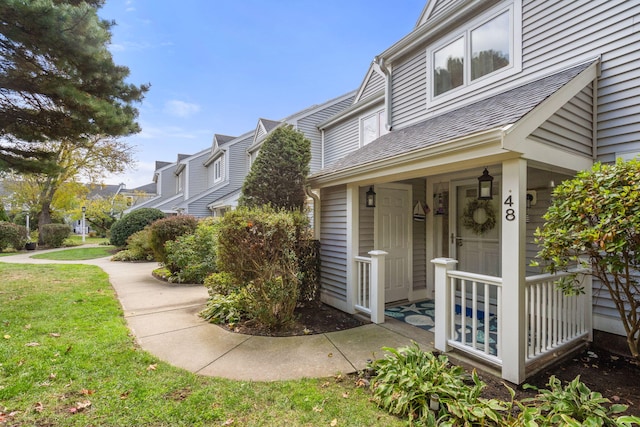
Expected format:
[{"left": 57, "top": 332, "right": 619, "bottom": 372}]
[{"left": 309, "top": 60, "right": 598, "bottom": 187}]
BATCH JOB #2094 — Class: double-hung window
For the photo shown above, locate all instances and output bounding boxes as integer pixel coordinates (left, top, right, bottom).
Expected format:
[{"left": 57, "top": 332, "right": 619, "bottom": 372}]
[
  {"left": 213, "top": 157, "right": 222, "bottom": 183},
  {"left": 361, "top": 110, "right": 388, "bottom": 146}
]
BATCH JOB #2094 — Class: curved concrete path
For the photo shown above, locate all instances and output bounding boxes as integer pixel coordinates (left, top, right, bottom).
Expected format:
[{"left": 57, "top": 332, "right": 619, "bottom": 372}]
[{"left": 0, "top": 246, "right": 435, "bottom": 381}]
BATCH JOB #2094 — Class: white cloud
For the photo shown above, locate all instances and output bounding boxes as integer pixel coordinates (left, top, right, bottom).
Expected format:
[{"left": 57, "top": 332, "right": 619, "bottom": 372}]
[{"left": 163, "top": 100, "right": 201, "bottom": 118}]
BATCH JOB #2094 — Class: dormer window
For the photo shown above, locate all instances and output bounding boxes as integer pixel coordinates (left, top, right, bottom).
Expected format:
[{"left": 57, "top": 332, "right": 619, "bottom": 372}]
[
  {"left": 429, "top": 3, "right": 519, "bottom": 102},
  {"left": 361, "top": 110, "right": 388, "bottom": 146}
]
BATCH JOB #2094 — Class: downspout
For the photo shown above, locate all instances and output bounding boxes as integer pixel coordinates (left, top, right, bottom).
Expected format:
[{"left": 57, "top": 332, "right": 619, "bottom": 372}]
[
  {"left": 375, "top": 56, "right": 393, "bottom": 131},
  {"left": 321, "top": 128, "right": 325, "bottom": 169},
  {"left": 592, "top": 57, "right": 602, "bottom": 161},
  {"left": 304, "top": 185, "right": 321, "bottom": 240}
]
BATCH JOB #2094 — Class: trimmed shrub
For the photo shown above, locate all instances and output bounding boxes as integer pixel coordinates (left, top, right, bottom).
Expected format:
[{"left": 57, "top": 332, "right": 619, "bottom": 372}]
[
  {"left": 213, "top": 206, "right": 310, "bottom": 328},
  {"left": 149, "top": 215, "right": 198, "bottom": 266},
  {"left": 0, "top": 221, "right": 28, "bottom": 252},
  {"left": 164, "top": 217, "right": 220, "bottom": 283},
  {"left": 40, "top": 223, "right": 71, "bottom": 248},
  {"left": 111, "top": 227, "right": 154, "bottom": 262},
  {"left": 110, "top": 208, "right": 165, "bottom": 247}
]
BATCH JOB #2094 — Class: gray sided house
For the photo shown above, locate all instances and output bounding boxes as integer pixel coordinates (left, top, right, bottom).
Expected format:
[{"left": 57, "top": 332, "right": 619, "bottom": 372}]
[
  {"left": 308, "top": 0, "right": 640, "bottom": 383},
  {"left": 183, "top": 131, "right": 255, "bottom": 217},
  {"left": 153, "top": 150, "right": 211, "bottom": 214},
  {"left": 126, "top": 159, "right": 181, "bottom": 214}
]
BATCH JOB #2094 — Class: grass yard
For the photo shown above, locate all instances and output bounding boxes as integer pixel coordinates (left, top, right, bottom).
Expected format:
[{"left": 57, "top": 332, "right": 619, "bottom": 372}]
[
  {"left": 64, "top": 235, "right": 111, "bottom": 246},
  {"left": 0, "top": 263, "right": 402, "bottom": 426},
  {"left": 29, "top": 246, "right": 115, "bottom": 261}
]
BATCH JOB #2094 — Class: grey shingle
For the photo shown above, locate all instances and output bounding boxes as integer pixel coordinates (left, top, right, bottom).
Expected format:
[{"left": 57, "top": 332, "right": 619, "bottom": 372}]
[{"left": 311, "top": 62, "right": 592, "bottom": 179}]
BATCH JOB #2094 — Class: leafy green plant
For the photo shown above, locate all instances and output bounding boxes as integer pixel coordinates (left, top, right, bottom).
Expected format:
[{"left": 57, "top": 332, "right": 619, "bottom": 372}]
[
  {"left": 109, "top": 208, "right": 164, "bottom": 247},
  {"left": 148, "top": 215, "right": 198, "bottom": 267},
  {"left": 0, "top": 221, "right": 27, "bottom": 252},
  {"left": 521, "top": 376, "right": 634, "bottom": 426},
  {"left": 200, "top": 292, "right": 245, "bottom": 325},
  {"left": 39, "top": 223, "right": 70, "bottom": 248},
  {"left": 164, "top": 217, "right": 220, "bottom": 283},
  {"left": 533, "top": 159, "right": 640, "bottom": 361},
  {"left": 111, "top": 227, "right": 154, "bottom": 261}
]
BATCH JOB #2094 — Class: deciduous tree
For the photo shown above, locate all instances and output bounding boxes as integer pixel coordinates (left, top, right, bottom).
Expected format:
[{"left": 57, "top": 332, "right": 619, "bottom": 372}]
[{"left": 533, "top": 159, "right": 640, "bottom": 362}]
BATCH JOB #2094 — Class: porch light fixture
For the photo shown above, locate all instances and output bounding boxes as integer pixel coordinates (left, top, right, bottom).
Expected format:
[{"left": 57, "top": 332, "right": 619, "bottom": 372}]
[
  {"left": 477, "top": 168, "right": 494, "bottom": 200},
  {"left": 365, "top": 186, "right": 376, "bottom": 208}
]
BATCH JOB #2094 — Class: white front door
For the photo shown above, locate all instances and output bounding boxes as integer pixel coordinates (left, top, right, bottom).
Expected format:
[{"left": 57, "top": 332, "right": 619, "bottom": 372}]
[
  {"left": 453, "top": 181, "right": 500, "bottom": 276},
  {"left": 376, "top": 184, "right": 412, "bottom": 302}
]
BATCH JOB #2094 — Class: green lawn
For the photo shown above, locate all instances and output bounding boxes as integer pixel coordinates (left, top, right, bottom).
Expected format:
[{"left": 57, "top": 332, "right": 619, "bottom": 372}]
[
  {"left": 64, "top": 235, "right": 111, "bottom": 246},
  {"left": 30, "top": 246, "right": 115, "bottom": 261},
  {"left": 0, "top": 263, "right": 402, "bottom": 426}
]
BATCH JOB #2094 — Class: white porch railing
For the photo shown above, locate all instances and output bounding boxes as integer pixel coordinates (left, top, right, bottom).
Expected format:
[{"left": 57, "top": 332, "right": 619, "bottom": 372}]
[
  {"left": 353, "top": 251, "right": 387, "bottom": 324},
  {"left": 432, "top": 258, "right": 592, "bottom": 381}
]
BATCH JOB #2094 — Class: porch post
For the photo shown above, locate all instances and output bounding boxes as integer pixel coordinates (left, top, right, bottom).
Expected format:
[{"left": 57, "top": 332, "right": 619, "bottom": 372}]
[
  {"left": 369, "top": 250, "right": 388, "bottom": 324},
  {"left": 346, "top": 184, "right": 358, "bottom": 313},
  {"left": 431, "top": 258, "right": 457, "bottom": 352},
  {"left": 501, "top": 158, "right": 527, "bottom": 384}
]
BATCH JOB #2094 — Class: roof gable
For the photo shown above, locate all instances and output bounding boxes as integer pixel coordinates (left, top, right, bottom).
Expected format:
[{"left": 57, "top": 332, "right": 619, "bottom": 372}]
[{"left": 311, "top": 61, "right": 595, "bottom": 181}]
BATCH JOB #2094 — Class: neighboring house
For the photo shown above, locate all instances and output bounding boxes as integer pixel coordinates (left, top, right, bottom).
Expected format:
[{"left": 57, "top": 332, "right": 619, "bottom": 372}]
[{"left": 307, "top": 0, "right": 640, "bottom": 383}]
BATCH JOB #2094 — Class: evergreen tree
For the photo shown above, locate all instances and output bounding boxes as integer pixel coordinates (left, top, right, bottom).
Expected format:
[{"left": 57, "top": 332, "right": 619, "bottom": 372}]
[
  {"left": 240, "top": 125, "right": 311, "bottom": 211},
  {"left": 0, "top": 0, "right": 148, "bottom": 174}
]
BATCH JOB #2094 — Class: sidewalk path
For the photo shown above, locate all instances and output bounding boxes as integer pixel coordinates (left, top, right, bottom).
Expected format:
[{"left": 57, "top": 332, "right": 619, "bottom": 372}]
[{"left": 0, "top": 247, "right": 435, "bottom": 381}]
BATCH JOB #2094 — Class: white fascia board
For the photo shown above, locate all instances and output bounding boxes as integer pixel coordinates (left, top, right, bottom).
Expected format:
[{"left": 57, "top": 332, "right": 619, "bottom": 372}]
[
  {"left": 309, "top": 127, "right": 507, "bottom": 187},
  {"left": 317, "top": 91, "right": 384, "bottom": 130}
]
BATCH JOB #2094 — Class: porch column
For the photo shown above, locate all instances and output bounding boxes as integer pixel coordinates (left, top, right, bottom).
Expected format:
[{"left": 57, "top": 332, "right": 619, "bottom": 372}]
[
  {"left": 501, "top": 158, "right": 527, "bottom": 384},
  {"left": 346, "top": 184, "right": 358, "bottom": 314},
  {"left": 369, "top": 250, "right": 388, "bottom": 324},
  {"left": 432, "top": 258, "right": 458, "bottom": 352}
]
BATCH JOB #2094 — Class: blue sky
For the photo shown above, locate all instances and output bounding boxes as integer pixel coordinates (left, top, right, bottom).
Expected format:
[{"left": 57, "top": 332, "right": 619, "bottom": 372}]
[{"left": 99, "top": 0, "right": 427, "bottom": 188}]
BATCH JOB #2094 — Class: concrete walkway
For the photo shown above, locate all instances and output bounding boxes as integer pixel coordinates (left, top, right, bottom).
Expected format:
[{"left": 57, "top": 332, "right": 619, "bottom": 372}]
[{"left": 0, "top": 247, "right": 435, "bottom": 381}]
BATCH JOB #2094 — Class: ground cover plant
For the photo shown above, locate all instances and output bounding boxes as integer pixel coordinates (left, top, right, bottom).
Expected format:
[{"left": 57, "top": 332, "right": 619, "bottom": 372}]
[{"left": 0, "top": 262, "right": 403, "bottom": 426}]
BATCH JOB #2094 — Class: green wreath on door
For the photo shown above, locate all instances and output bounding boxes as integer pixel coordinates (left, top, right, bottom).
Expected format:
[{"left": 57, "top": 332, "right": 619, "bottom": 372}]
[{"left": 462, "top": 199, "right": 496, "bottom": 235}]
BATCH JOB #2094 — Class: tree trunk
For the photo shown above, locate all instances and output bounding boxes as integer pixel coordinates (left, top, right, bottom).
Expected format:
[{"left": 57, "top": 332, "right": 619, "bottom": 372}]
[{"left": 37, "top": 200, "right": 52, "bottom": 245}]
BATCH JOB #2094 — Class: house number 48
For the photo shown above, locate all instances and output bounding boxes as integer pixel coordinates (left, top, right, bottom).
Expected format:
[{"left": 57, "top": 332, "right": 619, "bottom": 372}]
[{"left": 504, "top": 195, "right": 516, "bottom": 221}]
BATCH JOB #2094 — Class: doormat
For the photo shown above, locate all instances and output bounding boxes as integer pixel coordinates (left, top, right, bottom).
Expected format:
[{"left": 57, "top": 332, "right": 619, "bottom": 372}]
[{"left": 385, "top": 300, "right": 498, "bottom": 356}]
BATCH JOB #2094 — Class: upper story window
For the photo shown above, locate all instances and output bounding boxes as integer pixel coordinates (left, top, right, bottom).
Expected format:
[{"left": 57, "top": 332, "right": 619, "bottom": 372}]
[
  {"left": 213, "top": 157, "right": 222, "bottom": 183},
  {"left": 430, "top": 3, "right": 519, "bottom": 102},
  {"left": 361, "top": 110, "right": 388, "bottom": 146},
  {"left": 176, "top": 171, "right": 184, "bottom": 193}
]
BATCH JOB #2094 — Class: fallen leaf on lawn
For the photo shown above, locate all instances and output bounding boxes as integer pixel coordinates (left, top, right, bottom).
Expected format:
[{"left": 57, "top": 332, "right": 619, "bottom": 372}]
[
  {"left": 81, "top": 389, "right": 94, "bottom": 395},
  {"left": 49, "top": 333, "right": 61, "bottom": 338},
  {"left": 120, "top": 390, "right": 130, "bottom": 400},
  {"left": 313, "top": 405, "right": 323, "bottom": 413},
  {"left": 342, "top": 392, "right": 349, "bottom": 399},
  {"left": 321, "top": 381, "right": 330, "bottom": 388},
  {"left": 24, "top": 324, "right": 31, "bottom": 329},
  {"left": 3, "top": 335, "right": 10, "bottom": 340},
  {"left": 25, "top": 342, "right": 40, "bottom": 347},
  {"left": 49, "top": 373, "right": 56, "bottom": 379},
  {"left": 76, "top": 400, "right": 91, "bottom": 410},
  {"left": 222, "top": 418, "right": 234, "bottom": 425},
  {"left": 355, "top": 378, "right": 370, "bottom": 388},
  {"left": 147, "top": 364, "right": 157, "bottom": 371},
  {"left": 330, "top": 419, "right": 338, "bottom": 426},
  {"left": 34, "top": 402, "right": 44, "bottom": 412},
  {"left": 39, "top": 381, "right": 51, "bottom": 387}
]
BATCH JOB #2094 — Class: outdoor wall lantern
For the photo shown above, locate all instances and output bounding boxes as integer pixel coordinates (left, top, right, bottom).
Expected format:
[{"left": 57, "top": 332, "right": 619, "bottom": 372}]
[
  {"left": 477, "top": 168, "right": 494, "bottom": 200},
  {"left": 365, "top": 186, "right": 376, "bottom": 208}
]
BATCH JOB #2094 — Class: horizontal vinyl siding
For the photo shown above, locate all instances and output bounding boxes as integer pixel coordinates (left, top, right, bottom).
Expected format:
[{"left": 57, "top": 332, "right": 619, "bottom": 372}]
[
  {"left": 187, "top": 152, "right": 209, "bottom": 197},
  {"left": 160, "top": 165, "right": 178, "bottom": 197},
  {"left": 522, "top": 0, "right": 640, "bottom": 160},
  {"left": 358, "top": 186, "right": 374, "bottom": 256},
  {"left": 409, "top": 179, "right": 427, "bottom": 291},
  {"left": 530, "top": 86, "right": 594, "bottom": 156},
  {"left": 360, "top": 72, "right": 385, "bottom": 101},
  {"left": 320, "top": 186, "right": 348, "bottom": 301},
  {"left": 324, "top": 118, "right": 359, "bottom": 168},
  {"left": 392, "top": 50, "right": 427, "bottom": 129},
  {"left": 428, "top": 0, "right": 467, "bottom": 22},
  {"left": 297, "top": 96, "right": 354, "bottom": 174}
]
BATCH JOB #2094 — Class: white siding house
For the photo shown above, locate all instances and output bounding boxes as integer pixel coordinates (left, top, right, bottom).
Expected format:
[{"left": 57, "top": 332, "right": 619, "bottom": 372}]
[{"left": 308, "top": 0, "right": 640, "bottom": 383}]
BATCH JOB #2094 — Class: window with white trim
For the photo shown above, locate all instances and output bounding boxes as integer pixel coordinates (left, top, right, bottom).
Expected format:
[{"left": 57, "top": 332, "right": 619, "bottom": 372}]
[
  {"left": 213, "top": 157, "right": 222, "bottom": 183},
  {"left": 361, "top": 110, "right": 388, "bottom": 146},
  {"left": 429, "top": 2, "right": 520, "bottom": 102}
]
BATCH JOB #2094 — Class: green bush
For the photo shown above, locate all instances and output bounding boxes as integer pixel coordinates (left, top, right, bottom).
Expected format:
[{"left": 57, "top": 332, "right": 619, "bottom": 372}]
[
  {"left": 109, "top": 208, "right": 165, "bottom": 247},
  {"left": 0, "top": 221, "right": 28, "bottom": 252},
  {"left": 369, "top": 343, "right": 640, "bottom": 426},
  {"left": 214, "top": 207, "right": 309, "bottom": 329},
  {"left": 39, "top": 223, "right": 71, "bottom": 248},
  {"left": 149, "top": 215, "right": 198, "bottom": 267},
  {"left": 111, "top": 227, "right": 154, "bottom": 261},
  {"left": 164, "top": 217, "right": 220, "bottom": 283}
]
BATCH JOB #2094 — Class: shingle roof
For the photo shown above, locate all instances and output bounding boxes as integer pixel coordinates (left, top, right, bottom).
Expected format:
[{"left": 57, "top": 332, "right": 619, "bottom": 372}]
[
  {"left": 214, "top": 134, "right": 236, "bottom": 146},
  {"left": 311, "top": 62, "right": 592, "bottom": 179},
  {"left": 260, "top": 119, "right": 282, "bottom": 133}
]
